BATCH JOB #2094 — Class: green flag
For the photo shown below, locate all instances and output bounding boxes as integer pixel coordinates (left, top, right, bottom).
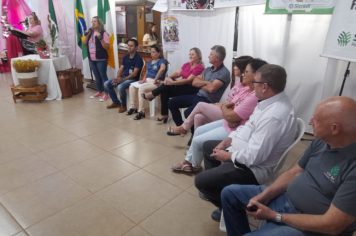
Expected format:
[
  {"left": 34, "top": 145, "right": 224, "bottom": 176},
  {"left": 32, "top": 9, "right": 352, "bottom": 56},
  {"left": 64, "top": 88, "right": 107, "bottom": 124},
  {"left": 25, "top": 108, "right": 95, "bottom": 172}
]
[
  {"left": 75, "top": 0, "right": 88, "bottom": 59},
  {"left": 48, "top": 0, "right": 58, "bottom": 46},
  {"left": 97, "top": 0, "right": 105, "bottom": 23}
]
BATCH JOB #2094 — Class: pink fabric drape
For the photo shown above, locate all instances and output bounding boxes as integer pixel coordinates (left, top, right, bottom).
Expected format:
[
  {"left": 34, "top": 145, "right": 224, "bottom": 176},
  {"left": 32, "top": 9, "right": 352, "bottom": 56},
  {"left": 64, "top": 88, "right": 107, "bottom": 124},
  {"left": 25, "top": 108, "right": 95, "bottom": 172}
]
[
  {"left": 6, "top": 0, "right": 33, "bottom": 30},
  {"left": 6, "top": 34, "right": 23, "bottom": 62}
]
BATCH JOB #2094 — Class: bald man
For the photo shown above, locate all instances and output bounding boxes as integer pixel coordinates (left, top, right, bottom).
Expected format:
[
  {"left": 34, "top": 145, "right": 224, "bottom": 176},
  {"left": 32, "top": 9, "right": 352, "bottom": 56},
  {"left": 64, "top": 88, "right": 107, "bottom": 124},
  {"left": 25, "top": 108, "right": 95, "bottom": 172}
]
[{"left": 221, "top": 96, "right": 356, "bottom": 236}]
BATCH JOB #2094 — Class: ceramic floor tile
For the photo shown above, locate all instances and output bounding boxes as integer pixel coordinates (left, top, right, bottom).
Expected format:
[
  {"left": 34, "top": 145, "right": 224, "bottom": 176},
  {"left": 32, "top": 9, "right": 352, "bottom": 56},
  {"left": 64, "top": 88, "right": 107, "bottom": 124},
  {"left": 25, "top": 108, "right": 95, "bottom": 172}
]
[
  {"left": 0, "top": 204, "right": 22, "bottom": 236},
  {"left": 0, "top": 118, "right": 58, "bottom": 139},
  {"left": 13, "top": 231, "right": 29, "bottom": 236},
  {"left": 185, "top": 184, "right": 200, "bottom": 198},
  {"left": 83, "top": 128, "right": 141, "bottom": 151},
  {"left": 96, "top": 170, "right": 182, "bottom": 224},
  {"left": 139, "top": 192, "right": 226, "bottom": 236},
  {"left": 283, "top": 145, "right": 306, "bottom": 167},
  {"left": 76, "top": 104, "right": 120, "bottom": 118},
  {"left": 117, "top": 118, "right": 170, "bottom": 137},
  {"left": 146, "top": 129, "right": 191, "bottom": 149},
  {"left": 0, "top": 110, "right": 37, "bottom": 127},
  {"left": 123, "top": 226, "right": 152, "bottom": 236},
  {"left": 110, "top": 138, "right": 176, "bottom": 168},
  {"left": 16, "top": 128, "right": 78, "bottom": 153},
  {"left": 63, "top": 153, "right": 139, "bottom": 193},
  {"left": 26, "top": 195, "right": 135, "bottom": 236},
  {"left": 144, "top": 151, "right": 196, "bottom": 190},
  {"left": 96, "top": 112, "right": 136, "bottom": 126},
  {"left": 42, "top": 110, "right": 91, "bottom": 127},
  {"left": 37, "top": 139, "right": 105, "bottom": 170},
  {"left": 0, "top": 172, "right": 91, "bottom": 228},
  {"left": 14, "top": 101, "right": 67, "bottom": 117},
  {"left": 0, "top": 136, "right": 33, "bottom": 165},
  {"left": 60, "top": 118, "right": 116, "bottom": 138},
  {"left": 0, "top": 154, "right": 58, "bottom": 195}
]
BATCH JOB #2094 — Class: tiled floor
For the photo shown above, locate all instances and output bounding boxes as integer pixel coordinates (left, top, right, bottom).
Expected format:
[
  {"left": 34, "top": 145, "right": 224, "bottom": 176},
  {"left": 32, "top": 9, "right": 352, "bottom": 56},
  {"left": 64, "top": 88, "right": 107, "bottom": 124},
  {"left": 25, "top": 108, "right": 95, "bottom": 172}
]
[{"left": 0, "top": 72, "right": 313, "bottom": 236}]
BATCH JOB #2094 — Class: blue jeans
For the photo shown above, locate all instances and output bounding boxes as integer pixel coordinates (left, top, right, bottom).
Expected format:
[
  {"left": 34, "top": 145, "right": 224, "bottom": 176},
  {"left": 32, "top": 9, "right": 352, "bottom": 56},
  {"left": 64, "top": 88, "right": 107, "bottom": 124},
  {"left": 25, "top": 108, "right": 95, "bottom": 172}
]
[
  {"left": 185, "top": 120, "right": 229, "bottom": 168},
  {"left": 89, "top": 60, "right": 108, "bottom": 92},
  {"left": 222, "top": 185, "right": 326, "bottom": 236},
  {"left": 168, "top": 94, "right": 210, "bottom": 126},
  {"left": 104, "top": 78, "right": 136, "bottom": 106}
]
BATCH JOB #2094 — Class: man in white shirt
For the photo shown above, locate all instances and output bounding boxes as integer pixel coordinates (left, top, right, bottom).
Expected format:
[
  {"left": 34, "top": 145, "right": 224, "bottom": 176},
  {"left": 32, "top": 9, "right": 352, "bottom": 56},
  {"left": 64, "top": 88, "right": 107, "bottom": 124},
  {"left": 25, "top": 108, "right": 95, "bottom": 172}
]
[{"left": 195, "top": 64, "right": 297, "bottom": 222}]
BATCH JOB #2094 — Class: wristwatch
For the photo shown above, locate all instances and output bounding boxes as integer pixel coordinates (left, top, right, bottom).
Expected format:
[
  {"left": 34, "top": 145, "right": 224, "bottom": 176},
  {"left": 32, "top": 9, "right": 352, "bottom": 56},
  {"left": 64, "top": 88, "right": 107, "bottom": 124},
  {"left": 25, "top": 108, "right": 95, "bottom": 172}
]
[{"left": 274, "top": 213, "right": 283, "bottom": 223}]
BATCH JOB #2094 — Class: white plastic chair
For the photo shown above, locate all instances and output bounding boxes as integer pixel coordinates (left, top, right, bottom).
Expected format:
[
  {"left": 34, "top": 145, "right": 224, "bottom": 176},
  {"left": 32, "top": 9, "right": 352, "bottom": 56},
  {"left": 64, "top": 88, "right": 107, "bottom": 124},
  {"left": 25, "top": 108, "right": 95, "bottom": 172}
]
[
  {"left": 219, "top": 118, "right": 306, "bottom": 232},
  {"left": 125, "top": 59, "right": 145, "bottom": 108},
  {"left": 149, "top": 63, "right": 170, "bottom": 117}
]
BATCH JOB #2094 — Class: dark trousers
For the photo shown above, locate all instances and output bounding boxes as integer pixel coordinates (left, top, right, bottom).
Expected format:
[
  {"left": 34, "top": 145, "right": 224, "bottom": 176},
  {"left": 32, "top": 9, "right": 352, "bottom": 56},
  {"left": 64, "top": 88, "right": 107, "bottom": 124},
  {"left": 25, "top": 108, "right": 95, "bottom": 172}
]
[
  {"left": 151, "top": 84, "right": 200, "bottom": 116},
  {"left": 195, "top": 140, "right": 259, "bottom": 208},
  {"left": 168, "top": 94, "right": 211, "bottom": 126}
]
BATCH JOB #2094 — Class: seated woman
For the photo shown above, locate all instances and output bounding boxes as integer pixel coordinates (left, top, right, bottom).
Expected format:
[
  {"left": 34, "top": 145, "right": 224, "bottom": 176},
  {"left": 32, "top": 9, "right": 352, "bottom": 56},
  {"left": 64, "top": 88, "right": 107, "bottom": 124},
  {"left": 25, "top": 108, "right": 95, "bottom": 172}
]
[
  {"left": 143, "top": 23, "right": 159, "bottom": 46},
  {"left": 167, "top": 56, "right": 252, "bottom": 137},
  {"left": 171, "top": 58, "right": 268, "bottom": 173},
  {"left": 19, "top": 13, "right": 43, "bottom": 43},
  {"left": 127, "top": 44, "right": 168, "bottom": 120},
  {"left": 142, "top": 47, "right": 205, "bottom": 123}
]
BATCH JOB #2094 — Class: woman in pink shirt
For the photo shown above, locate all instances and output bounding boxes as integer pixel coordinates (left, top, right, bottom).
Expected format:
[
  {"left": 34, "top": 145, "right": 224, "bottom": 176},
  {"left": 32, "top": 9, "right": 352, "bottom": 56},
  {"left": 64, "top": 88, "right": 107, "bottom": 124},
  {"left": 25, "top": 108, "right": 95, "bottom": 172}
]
[
  {"left": 171, "top": 58, "right": 269, "bottom": 172},
  {"left": 19, "top": 13, "right": 43, "bottom": 43},
  {"left": 83, "top": 16, "right": 110, "bottom": 102},
  {"left": 142, "top": 47, "right": 205, "bottom": 123}
]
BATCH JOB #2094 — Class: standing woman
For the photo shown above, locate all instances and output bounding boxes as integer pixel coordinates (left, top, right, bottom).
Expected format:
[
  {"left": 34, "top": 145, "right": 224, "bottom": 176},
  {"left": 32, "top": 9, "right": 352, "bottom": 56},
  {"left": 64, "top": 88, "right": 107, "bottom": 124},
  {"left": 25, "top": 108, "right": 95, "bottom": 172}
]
[
  {"left": 128, "top": 44, "right": 168, "bottom": 120},
  {"left": 83, "top": 16, "right": 110, "bottom": 101},
  {"left": 143, "top": 23, "right": 159, "bottom": 46},
  {"left": 19, "top": 13, "right": 43, "bottom": 43}
]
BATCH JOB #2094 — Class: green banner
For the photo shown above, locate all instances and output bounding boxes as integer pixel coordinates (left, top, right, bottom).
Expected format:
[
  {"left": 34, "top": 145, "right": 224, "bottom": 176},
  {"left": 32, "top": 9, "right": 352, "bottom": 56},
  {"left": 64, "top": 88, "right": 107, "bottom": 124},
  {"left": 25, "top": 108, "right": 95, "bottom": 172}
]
[{"left": 265, "top": 0, "right": 336, "bottom": 14}]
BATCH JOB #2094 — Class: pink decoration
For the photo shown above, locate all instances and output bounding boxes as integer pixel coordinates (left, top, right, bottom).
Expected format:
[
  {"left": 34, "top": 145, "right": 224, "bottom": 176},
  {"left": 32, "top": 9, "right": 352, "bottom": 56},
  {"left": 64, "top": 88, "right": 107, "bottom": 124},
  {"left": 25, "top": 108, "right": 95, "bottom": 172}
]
[{"left": 5, "top": 0, "right": 33, "bottom": 31}]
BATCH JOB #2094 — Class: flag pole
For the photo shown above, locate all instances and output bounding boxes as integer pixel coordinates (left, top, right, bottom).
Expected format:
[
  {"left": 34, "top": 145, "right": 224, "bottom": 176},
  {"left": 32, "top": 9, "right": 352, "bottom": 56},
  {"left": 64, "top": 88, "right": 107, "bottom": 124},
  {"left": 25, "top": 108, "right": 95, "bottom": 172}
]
[{"left": 74, "top": 0, "right": 76, "bottom": 68}]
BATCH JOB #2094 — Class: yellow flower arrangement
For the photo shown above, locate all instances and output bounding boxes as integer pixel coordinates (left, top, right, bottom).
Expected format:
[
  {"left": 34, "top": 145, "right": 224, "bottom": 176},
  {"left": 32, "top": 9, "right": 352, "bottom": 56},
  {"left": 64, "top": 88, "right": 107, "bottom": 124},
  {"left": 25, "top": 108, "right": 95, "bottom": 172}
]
[{"left": 13, "top": 59, "right": 41, "bottom": 73}]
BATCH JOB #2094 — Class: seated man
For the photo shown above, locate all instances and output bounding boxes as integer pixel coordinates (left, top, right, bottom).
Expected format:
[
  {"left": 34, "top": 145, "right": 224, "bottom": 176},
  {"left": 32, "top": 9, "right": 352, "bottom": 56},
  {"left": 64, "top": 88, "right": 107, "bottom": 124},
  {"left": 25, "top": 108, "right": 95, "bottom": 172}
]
[
  {"left": 104, "top": 39, "right": 143, "bottom": 113},
  {"left": 167, "top": 45, "right": 231, "bottom": 127},
  {"left": 195, "top": 64, "right": 297, "bottom": 221},
  {"left": 222, "top": 96, "right": 356, "bottom": 236}
]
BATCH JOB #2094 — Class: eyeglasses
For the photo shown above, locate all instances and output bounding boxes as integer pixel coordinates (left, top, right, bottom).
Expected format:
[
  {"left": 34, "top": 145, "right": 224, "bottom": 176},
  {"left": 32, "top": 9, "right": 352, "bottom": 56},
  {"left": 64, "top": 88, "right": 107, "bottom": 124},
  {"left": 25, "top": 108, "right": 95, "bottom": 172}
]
[{"left": 252, "top": 80, "right": 269, "bottom": 85}]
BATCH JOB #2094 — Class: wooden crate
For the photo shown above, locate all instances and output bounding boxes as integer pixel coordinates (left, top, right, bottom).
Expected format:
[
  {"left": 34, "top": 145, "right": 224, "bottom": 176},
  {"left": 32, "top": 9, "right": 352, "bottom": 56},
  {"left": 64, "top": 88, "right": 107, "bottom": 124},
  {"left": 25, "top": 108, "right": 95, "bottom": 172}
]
[{"left": 11, "top": 84, "right": 47, "bottom": 103}]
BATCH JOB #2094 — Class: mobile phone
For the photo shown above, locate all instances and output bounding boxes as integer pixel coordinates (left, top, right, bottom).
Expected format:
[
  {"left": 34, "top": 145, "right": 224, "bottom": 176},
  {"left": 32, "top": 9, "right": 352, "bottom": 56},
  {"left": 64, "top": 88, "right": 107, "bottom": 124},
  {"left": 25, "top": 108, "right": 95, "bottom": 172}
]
[{"left": 242, "top": 205, "right": 258, "bottom": 212}]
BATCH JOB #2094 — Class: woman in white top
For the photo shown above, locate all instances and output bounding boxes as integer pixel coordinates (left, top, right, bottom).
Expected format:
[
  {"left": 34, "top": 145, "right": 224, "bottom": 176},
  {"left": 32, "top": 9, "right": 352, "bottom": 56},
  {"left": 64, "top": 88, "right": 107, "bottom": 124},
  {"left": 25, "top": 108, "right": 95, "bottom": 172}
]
[{"left": 143, "top": 23, "right": 159, "bottom": 46}]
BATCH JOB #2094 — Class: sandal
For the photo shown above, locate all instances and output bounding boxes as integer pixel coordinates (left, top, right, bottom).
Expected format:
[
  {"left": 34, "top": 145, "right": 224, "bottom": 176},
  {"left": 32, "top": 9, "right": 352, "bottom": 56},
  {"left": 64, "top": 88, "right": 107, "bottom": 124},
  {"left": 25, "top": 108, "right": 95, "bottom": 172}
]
[
  {"left": 134, "top": 112, "right": 145, "bottom": 120},
  {"left": 156, "top": 117, "right": 168, "bottom": 123},
  {"left": 126, "top": 108, "right": 138, "bottom": 116},
  {"left": 172, "top": 162, "right": 202, "bottom": 173},
  {"left": 141, "top": 93, "right": 154, "bottom": 101},
  {"left": 167, "top": 126, "right": 186, "bottom": 137}
]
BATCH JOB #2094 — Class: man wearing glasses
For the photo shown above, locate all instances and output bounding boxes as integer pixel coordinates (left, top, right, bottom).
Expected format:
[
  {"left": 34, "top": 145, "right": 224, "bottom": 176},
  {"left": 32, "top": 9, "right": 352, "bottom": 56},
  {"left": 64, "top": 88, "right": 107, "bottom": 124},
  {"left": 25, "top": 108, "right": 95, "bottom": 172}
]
[{"left": 195, "top": 64, "right": 298, "bottom": 222}]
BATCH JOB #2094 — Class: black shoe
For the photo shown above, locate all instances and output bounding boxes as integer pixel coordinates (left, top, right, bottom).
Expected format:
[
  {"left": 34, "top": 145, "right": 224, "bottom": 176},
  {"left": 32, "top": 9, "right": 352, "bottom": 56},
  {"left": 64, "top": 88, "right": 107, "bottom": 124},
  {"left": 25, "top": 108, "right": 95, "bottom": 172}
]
[
  {"left": 134, "top": 112, "right": 145, "bottom": 120},
  {"left": 199, "top": 191, "right": 212, "bottom": 203},
  {"left": 156, "top": 117, "right": 168, "bottom": 123},
  {"left": 126, "top": 108, "right": 138, "bottom": 116},
  {"left": 187, "top": 134, "right": 193, "bottom": 146},
  {"left": 211, "top": 208, "right": 222, "bottom": 222}
]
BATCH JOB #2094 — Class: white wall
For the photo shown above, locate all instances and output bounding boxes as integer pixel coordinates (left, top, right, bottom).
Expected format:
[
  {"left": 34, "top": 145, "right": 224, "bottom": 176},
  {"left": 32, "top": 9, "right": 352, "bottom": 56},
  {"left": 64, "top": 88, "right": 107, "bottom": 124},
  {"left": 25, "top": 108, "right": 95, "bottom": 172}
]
[{"left": 24, "top": 0, "right": 119, "bottom": 79}]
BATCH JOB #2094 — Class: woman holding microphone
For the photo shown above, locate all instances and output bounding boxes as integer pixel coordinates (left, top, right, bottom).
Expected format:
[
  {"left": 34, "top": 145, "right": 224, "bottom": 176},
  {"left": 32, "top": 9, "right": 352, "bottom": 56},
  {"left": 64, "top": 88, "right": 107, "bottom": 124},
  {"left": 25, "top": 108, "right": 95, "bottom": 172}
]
[{"left": 83, "top": 16, "right": 110, "bottom": 101}]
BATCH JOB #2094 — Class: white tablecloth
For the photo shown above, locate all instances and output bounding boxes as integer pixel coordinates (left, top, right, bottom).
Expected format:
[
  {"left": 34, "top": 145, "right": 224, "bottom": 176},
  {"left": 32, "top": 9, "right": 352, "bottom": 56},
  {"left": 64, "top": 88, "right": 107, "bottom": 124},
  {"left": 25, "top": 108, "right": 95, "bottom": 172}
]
[{"left": 11, "top": 55, "right": 71, "bottom": 100}]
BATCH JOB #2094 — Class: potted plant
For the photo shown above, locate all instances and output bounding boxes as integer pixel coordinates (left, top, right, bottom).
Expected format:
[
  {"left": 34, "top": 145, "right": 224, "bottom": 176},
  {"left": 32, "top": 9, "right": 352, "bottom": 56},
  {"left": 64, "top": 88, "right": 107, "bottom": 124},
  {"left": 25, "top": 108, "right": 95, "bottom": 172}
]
[
  {"left": 34, "top": 39, "right": 50, "bottom": 59},
  {"left": 12, "top": 59, "right": 41, "bottom": 88}
]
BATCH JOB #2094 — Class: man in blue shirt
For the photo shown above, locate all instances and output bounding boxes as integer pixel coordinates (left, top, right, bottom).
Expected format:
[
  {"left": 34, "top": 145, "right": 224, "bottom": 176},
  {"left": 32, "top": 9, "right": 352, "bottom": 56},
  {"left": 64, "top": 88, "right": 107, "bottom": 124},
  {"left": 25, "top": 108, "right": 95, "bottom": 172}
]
[
  {"left": 221, "top": 96, "right": 356, "bottom": 236},
  {"left": 104, "top": 39, "right": 144, "bottom": 113}
]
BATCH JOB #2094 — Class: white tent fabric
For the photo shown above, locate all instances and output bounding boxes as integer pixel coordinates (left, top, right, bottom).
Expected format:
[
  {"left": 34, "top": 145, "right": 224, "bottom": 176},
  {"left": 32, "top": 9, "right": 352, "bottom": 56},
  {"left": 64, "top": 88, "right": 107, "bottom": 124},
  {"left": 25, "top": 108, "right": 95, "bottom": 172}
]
[
  {"left": 24, "top": 0, "right": 118, "bottom": 79},
  {"left": 238, "top": 4, "right": 336, "bottom": 133},
  {"left": 165, "top": 7, "right": 236, "bottom": 102}
]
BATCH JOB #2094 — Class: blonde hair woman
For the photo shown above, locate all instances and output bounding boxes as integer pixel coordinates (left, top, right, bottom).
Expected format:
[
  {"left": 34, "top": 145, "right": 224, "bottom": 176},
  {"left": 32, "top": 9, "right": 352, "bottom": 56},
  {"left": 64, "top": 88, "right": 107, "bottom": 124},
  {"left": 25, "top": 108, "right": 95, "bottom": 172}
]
[
  {"left": 143, "top": 23, "right": 159, "bottom": 46},
  {"left": 83, "top": 16, "right": 110, "bottom": 102},
  {"left": 19, "top": 13, "right": 43, "bottom": 43}
]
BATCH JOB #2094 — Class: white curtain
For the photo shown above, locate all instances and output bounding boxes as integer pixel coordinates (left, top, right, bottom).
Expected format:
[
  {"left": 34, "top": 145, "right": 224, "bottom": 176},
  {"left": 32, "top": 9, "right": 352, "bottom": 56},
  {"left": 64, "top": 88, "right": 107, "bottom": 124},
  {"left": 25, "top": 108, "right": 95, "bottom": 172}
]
[
  {"left": 166, "top": 7, "right": 236, "bottom": 102},
  {"left": 238, "top": 4, "right": 335, "bottom": 133}
]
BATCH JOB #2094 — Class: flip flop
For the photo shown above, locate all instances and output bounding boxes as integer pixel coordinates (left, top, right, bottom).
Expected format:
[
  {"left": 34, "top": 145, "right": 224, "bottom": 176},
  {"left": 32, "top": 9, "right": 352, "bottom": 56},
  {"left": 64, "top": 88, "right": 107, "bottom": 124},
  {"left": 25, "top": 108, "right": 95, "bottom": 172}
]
[{"left": 172, "top": 162, "right": 202, "bottom": 173}]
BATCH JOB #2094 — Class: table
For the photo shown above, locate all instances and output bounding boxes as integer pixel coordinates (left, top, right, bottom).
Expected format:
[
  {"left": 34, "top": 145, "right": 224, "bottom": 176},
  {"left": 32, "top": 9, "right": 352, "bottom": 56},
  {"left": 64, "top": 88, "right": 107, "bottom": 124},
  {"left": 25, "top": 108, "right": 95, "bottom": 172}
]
[
  {"left": 11, "top": 55, "right": 71, "bottom": 100},
  {"left": 11, "top": 84, "right": 47, "bottom": 103}
]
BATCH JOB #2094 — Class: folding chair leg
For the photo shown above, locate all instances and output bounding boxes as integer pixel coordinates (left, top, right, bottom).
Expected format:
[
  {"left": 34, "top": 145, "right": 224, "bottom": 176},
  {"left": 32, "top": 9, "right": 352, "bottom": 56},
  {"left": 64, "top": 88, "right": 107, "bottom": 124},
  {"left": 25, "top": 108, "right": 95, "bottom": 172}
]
[{"left": 149, "top": 98, "right": 156, "bottom": 117}]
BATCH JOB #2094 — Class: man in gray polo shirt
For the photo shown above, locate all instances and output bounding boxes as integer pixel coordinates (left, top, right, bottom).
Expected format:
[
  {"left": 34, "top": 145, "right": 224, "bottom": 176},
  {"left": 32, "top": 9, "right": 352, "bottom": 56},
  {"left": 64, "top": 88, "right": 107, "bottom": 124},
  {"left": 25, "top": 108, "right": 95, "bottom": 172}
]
[
  {"left": 167, "top": 45, "right": 231, "bottom": 127},
  {"left": 221, "top": 96, "right": 356, "bottom": 236}
]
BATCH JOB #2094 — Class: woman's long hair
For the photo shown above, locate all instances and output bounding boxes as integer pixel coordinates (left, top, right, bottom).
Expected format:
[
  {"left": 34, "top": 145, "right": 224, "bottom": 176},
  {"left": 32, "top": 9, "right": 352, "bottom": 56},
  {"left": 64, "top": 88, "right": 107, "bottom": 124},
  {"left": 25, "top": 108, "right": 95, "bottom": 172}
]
[
  {"left": 151, "top": 44, "right": 169, "bottom": 64},
  {"left": 92, "top": 16, "right": 105, "bottom": 32},
  {"left": 190, "top": 47, "right": 204, "bottom": 66},
  {"left": 146, "top": 23, "right": 158, "bottom": 41}
]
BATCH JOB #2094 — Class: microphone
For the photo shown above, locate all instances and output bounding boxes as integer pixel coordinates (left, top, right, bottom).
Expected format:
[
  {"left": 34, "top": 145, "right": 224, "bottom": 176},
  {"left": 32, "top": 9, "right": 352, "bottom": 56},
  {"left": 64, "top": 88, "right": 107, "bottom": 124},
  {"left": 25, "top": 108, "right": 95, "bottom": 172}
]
[
  {"left": 18, "top": 21, "right": 25, "bottom": 24},
  {"left": 84, "top": 27, "right": 92, "bottom": 36}
]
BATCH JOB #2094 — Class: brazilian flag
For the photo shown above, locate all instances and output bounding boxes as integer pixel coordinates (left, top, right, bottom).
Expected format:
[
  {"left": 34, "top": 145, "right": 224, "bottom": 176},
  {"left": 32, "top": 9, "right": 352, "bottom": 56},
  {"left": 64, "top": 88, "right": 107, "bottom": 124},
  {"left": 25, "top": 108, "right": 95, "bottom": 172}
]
[{"left": 75, "top": 0, "right": 87, "bottom": 59}]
